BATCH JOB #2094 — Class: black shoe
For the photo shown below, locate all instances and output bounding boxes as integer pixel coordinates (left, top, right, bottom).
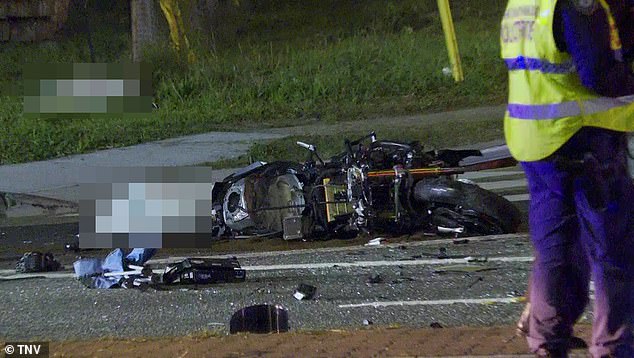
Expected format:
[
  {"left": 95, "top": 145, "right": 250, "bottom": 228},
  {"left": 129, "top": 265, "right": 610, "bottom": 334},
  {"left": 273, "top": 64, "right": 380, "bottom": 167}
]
[{"left": 535, "top": 346, "right": 568, "bottom": 358}]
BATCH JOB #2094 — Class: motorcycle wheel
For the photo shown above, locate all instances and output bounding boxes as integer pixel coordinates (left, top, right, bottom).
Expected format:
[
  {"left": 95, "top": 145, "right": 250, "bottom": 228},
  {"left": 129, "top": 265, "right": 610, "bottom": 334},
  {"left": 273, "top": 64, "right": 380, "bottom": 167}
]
[{"left": 413, "top": 177, "right": 521, "bottom": 235}]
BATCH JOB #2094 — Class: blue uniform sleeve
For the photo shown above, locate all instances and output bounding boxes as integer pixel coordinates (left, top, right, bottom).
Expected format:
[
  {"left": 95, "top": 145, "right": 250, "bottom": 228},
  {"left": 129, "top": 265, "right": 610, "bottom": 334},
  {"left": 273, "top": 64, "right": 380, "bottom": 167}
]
[{"left": 556, "top": 1, "right": 634, "bottom": 97}]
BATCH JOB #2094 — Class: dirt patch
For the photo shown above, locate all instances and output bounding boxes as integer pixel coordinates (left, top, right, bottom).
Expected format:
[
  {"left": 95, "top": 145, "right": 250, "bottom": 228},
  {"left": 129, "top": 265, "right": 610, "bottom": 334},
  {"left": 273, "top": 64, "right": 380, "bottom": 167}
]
[{"left": 47, "top": 325, "right": 593, "bottom": 357}]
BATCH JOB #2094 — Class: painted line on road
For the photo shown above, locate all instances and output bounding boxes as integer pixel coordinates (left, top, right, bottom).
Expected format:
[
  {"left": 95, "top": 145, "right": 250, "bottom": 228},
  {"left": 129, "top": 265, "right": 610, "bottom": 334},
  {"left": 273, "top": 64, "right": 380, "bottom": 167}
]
[
  {"left": 504, "top": 193, "right": 529, "bottom": 202},
  {"left": 460, "top": 170, "right": 524, "bottom": 180},
  {"left": 244, "top": 256, "right": 534, "bottom": 271},
  {"left": 146, "top": 233, "right": 531, "bottom": 265},
  {"left": 476, "top": 179, "right": 527, "bottom": 191},
  {"left": 338, "top": 297, "right": 522, "bottom": 308},
  {"left": 0, "top": 255, "right": 535, "bottom": 279}
]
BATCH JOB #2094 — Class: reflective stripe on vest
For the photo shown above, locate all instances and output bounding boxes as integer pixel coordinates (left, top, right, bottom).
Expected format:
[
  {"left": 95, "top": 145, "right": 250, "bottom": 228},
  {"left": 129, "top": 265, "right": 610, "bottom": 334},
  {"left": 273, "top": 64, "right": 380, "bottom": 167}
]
[
  {"left": 504, "top": 56, "right": 575, "bottom": 74},
  {"left": 508, "top": 95, "right": 634, "bottom": 119}
]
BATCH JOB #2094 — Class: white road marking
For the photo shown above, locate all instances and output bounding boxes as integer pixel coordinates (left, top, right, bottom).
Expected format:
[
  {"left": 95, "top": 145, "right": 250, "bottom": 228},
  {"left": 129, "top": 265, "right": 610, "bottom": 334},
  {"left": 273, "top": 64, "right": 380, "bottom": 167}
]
[
  {"left": 146, "top": 233, "right": 531, "bottom": 265},
  {"left": 460, "top": 170, "right": 524, "bottom": 179},
  {"left": 244, "top": 256, "right": 534, "bottom": 271},
  {"left": 476, "top": 179, "right": 527, "bottom": 191},
  {"left": 338, "top": 297, "right": 522, "bottom": 308},
  {"left": 504, "top": 193, "right": 530, "bottom": 202},
  {"left": 0, "top": 255, "right": 534, "bottom": 279}
]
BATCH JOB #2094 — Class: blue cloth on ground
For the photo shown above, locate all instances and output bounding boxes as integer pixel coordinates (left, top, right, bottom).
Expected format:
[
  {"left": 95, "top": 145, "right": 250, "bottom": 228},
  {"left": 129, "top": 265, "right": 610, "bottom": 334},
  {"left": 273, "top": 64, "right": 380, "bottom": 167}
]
[{"left": 73, "top": 248, "right": 158, "bottom": 288}]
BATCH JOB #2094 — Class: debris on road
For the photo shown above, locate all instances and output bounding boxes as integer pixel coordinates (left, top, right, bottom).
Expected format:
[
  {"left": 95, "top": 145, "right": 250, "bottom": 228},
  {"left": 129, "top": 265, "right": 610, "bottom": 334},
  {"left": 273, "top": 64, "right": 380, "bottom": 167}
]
[
  {"left": 363, "top": 319, "right": 373, "bottom": 326},
  {"left": 365, "top": 237, "right": 384, "bottom": 246},
  {"left": 229, "top": 304, "right": 289, "bottom": 334},
  {"left": 15, "top": 251, "right": 62, "bottom": 273},
  {"left": 367, "top": 274, "right": 383, "bottom": 284},
  {"left": 160, "top": 257, "right": 246, "bottom": 285},
  {"left": 64, "top": 241, "right": 79, "bottom": 252},
  {"left": 73, "top": 248, "right": 158, "bottom": 289},
  {"left": 293, "top": 283, "right": 317, "bottom": 300},
  {"left": 467, "top": 277, "right": 484, "bottom": 288},
  {"left": 437, "top": 247, "right": 448, "bottom": 259},
  {"left": 430, "top": 322, "right": 443, "bottom": 329},
  {"left": 466, "top": 256, "right": 488, "bottom": 263}
]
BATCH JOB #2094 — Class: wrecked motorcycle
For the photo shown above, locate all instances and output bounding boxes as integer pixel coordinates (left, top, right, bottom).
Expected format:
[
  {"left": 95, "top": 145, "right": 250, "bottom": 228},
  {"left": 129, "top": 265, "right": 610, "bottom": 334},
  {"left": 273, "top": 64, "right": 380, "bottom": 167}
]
[{"left": 211, "top": 132, "right": 521, "bottom": 240}]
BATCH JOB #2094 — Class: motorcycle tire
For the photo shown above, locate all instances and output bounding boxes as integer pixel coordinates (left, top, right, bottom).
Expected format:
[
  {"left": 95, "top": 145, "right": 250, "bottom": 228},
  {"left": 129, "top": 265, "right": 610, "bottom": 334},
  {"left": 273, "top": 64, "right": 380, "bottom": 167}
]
[{"left": 413, "top": 177, "right": 521, "bottom": 235}]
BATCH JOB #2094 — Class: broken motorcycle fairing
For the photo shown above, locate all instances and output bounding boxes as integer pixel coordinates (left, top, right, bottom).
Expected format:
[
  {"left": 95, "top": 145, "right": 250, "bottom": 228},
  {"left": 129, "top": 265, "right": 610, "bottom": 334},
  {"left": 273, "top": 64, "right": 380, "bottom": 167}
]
[
  {"left": 211, "top": 132, "right": 521, "bottom": 240},
  {"left": 160, "top": 257, "right": 246, "bottom": 285}
]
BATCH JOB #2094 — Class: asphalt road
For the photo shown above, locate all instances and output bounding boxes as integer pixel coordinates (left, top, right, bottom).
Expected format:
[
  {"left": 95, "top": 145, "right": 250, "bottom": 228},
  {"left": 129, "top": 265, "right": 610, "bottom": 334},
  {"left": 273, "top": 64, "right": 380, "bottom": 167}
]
[
  {"left": 0, "top": 164, "right": 550, "bottom": 342},
  {"left": 0, "top": 235, "right": 552, "bottom": 341}
]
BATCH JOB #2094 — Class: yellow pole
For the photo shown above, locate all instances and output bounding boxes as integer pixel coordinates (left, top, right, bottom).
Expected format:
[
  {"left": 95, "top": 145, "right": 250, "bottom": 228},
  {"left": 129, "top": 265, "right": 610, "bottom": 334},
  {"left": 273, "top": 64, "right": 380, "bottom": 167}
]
[
  {"left": 437, "top": 0, "right": 464, "bottom": 82},
  {"left": 159, "top": 0, "right": 196, "bottom": 64}
]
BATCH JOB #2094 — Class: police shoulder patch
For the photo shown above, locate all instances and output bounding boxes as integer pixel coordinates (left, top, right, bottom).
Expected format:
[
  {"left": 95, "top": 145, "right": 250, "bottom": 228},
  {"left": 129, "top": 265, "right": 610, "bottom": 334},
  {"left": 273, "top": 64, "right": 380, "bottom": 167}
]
[{"left": 572, "top": 0, "right": 599, "bottom": 15}]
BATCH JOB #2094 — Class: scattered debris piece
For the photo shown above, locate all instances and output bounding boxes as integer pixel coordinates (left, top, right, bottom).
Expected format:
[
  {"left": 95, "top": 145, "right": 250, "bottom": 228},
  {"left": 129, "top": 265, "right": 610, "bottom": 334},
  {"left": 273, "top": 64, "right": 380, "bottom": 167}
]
[
  {"left": 15, "top": 252, "right": 62, "bottom": 273},
  {"left": 229, "top": 304, "right": 289, "bottom": 334},
  {"left": 466, "top": 256, "right": 488, "bottom": 263},
  {"left": 453, "top": 239, "right": 470, "bottom": 245},
  {"left": 64, "top": 240, "right": 79, "bottom": 252},
  {"left": 467, "top": 277, "right": 484, "bottom": 288},
  {"left": 365, "top": 237, "right": 384, "bottom": 246},
  {"left": 367, "top": 274, "right": 383, "bottom": 284},
  {"left": 161, "top": 257, "right": 246, "bottom": 285},
  {"left": 22, "top": 240, "right": 33, "bottom": 244},
  {"left": 430, "top": 322, "right": 443, "bottom": 329},
  {"left": 391, "top": 276, "right": 416, "bottom": 284},
  {"left": 507, "top": 290, "right": 523, "bottom": 297},
  {"left": 293, "top": 283, "right": 317, "bottom": 300},
  {"left": 437, "top": 247, "right": 448, "bottom": 259},
  {"left": 363, "top": 319, "right": 373, "bottom": 326}
]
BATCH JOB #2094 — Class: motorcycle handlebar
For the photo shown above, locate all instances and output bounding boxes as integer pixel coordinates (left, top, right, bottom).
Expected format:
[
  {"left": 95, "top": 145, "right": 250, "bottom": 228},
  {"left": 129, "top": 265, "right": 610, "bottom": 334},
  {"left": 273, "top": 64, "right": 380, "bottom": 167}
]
[{"left": 296, "top": 141, "right": 314, "bottom": 151}]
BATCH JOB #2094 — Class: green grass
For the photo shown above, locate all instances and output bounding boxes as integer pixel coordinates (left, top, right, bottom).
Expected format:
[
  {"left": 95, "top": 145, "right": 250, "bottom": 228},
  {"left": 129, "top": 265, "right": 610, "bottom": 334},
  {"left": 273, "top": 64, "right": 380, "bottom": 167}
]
[
  {"left": 0, "top": 0, "right": 508, "bottom": 165},
  {"left": 205, "top": 115, "right": 505, "bottom": 169}
]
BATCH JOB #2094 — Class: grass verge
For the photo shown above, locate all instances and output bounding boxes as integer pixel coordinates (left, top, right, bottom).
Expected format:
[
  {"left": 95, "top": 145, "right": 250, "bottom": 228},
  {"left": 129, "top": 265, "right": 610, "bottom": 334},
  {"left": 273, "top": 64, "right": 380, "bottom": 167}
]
[
  {"left": 205, "top": 114, "right": 505, "bottom": 169},
  {"left": 0, "top": 0, "right": 508, "bottom": 165}
]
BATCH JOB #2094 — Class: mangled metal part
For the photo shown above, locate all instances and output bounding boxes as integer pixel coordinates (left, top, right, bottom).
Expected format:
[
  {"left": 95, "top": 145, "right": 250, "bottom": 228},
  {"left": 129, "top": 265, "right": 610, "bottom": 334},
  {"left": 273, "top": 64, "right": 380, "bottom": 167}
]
[
  {"left": 16, "top": 251, "right": 62, "bottom": 273},
  {"left": 293, "top": 283, "right": 317, "bottom": 300},
  {"left": 160, "top": 257, "right": 246, "bottom": 285},
  {"left": 223, "top": 178, "right": 255, "bottom": 232},
  {"left": 229, "top": 304, "right": 289, "bottom": 334}
]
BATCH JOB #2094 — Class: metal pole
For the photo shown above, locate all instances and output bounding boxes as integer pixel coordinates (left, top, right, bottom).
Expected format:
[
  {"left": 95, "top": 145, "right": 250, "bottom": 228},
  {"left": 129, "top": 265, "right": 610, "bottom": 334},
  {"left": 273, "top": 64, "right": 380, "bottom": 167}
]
[{"left": 437, "top": 0, "right": 464, "bottom": 82}]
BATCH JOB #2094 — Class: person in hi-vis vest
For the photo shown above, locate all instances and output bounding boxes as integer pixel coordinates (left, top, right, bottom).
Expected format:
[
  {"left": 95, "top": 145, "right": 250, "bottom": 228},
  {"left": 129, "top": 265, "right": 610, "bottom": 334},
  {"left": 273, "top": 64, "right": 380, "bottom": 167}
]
[{"left": 501, "top": 0, "right": 634, "bottom": 356}]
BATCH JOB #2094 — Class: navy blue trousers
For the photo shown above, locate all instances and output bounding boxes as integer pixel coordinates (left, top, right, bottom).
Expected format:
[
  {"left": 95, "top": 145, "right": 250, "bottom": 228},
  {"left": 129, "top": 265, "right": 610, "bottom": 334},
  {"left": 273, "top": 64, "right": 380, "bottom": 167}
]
[{"left": 522, "top": 127, "right": 634, "bottom": 357}]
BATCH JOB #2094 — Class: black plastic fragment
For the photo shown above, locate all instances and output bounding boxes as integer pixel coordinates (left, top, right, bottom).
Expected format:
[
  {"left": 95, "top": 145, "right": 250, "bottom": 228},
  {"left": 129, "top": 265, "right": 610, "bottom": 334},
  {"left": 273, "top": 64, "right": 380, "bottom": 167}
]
[{"left": 229, "top": 304, "right": 289, "bottom": 334}]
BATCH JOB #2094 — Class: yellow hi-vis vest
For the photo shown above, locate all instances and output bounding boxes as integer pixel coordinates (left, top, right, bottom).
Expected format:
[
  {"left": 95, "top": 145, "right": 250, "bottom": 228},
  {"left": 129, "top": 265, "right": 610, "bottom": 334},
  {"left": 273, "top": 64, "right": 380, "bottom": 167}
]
[{"left": 501, "top": 0, "right": 634, "bottom": 162}]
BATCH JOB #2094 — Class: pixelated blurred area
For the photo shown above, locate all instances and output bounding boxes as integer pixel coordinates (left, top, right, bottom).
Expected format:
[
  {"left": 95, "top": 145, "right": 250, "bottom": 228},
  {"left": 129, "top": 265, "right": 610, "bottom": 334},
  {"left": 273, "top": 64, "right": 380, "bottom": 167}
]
[
  {"left": 79, "top": 167, "right": 214, "bottom": 249},
  {"left": 23, "top": 62, "right": 153, "bottom": 116}
]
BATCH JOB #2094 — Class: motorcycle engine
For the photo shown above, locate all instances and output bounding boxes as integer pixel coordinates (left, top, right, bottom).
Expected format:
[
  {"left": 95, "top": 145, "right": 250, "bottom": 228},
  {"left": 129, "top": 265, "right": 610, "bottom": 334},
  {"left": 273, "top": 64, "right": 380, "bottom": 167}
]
[{"left": 222, "top": 178, "right": 255, "bottom": 231}]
